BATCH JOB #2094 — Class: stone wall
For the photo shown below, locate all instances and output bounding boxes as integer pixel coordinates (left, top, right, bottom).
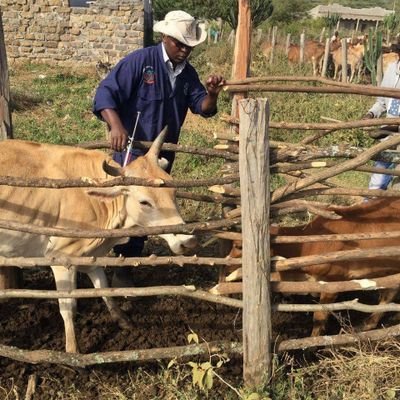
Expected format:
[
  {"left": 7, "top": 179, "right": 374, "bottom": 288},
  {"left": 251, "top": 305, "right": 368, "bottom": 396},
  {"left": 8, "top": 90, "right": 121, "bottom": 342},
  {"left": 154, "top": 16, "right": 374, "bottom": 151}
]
[{"left": 0, "top": 0, "right": 144, "bottom": 65}]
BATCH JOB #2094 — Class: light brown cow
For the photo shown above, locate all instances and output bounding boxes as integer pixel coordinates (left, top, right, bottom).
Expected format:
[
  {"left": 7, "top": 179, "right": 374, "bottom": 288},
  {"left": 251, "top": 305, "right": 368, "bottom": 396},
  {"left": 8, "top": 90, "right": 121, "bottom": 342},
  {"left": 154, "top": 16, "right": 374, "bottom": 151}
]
[
  {"left": 260, "top": 41, "right": 286, "bottom": 62},
  {"left": 0, "top": 129, "right": 197, "bottom": 352},
  {"left": 383, "top": 52, "right": 399, "bottom": 74},
  {"left": 331, "top": 42, "right": 365, "bottom": 82},
  {"left": 227, "top": 198, "right": 400, "bottom": 337},
  {"left": 287, "top": 40, "right": 325, "bottom": 76}
]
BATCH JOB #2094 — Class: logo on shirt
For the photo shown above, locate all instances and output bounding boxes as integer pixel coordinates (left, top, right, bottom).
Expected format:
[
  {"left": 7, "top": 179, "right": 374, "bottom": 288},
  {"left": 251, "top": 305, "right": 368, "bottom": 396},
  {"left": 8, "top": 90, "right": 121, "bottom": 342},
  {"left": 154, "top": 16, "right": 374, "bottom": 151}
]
[{"left": 143, "top": 65, "right": 155, "bottom": 84}]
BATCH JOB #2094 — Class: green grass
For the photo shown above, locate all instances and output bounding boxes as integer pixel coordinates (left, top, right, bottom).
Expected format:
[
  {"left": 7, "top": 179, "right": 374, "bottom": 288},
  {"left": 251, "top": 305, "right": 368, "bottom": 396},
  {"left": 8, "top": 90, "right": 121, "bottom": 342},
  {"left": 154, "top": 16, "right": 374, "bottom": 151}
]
[{"left": 10, "top": 63, "right": 105, "bottom": 144}]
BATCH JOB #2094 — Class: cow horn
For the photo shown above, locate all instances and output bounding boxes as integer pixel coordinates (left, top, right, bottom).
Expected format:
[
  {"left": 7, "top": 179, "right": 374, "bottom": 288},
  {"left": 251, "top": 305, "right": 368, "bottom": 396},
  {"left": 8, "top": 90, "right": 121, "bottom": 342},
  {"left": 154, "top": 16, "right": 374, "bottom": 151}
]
[
  {"left": 102, "top": 160, "right": 123, "bottom": 177},
  {"left": 147, "top": 126, "right": 168, "bottom": 163}
]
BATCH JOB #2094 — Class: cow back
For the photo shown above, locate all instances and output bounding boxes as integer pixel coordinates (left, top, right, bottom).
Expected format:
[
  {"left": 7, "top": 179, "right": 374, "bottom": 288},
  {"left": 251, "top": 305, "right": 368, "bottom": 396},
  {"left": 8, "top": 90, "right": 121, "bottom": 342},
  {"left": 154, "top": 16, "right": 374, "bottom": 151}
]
[{"left": 272, "top": 198, "right": 400, "bottom": 280}]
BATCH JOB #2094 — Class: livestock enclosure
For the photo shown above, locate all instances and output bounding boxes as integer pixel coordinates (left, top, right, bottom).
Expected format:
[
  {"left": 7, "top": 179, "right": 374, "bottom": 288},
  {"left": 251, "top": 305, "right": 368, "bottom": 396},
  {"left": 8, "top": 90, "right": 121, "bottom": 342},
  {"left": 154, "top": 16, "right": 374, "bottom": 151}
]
[
  {"left": 3, "top": 7, "right": 400, "bottom": 394},
  {"left": 3, "top": 67, "right": 400, "bottom": 398},
  {"left": 261, "top": 24, "right": 394, "bottom": 86}
]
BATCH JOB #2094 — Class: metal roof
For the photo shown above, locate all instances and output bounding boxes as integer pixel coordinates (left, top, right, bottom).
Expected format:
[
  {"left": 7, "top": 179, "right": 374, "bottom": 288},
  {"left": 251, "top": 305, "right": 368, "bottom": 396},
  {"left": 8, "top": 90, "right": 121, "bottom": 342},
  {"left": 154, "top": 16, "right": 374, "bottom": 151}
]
[{"left": 309, "top": 3, "right": 394, "bottom": 21}]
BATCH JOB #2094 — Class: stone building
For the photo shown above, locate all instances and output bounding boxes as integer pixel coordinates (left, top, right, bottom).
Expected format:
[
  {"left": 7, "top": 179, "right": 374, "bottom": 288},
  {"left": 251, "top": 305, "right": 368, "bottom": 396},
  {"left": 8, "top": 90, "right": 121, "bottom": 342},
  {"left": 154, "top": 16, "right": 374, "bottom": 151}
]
[{"left": 0, "top": 0, "right": 152, "bottom": 65}]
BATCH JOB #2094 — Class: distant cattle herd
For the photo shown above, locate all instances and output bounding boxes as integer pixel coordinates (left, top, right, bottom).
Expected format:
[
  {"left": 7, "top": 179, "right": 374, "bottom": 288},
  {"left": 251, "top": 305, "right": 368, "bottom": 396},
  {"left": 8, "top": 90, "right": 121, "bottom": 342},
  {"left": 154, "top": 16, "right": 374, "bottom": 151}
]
[{"left": 261, "top": 31, "right": 400, "bottom": 83}]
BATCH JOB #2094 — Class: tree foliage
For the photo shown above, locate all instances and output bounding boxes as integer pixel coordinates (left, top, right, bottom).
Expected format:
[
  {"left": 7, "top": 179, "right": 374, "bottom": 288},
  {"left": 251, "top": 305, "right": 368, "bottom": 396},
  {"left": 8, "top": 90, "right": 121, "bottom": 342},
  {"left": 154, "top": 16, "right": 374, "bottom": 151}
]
[
  {"left": 268, "top": 0, "right": 308, "bottom": 24},
  {"left": 153, "top": 0, "right": 273, "bottom": 29},
  {"left": 383, "top": 13, "right": 400, "bottom": 32}
]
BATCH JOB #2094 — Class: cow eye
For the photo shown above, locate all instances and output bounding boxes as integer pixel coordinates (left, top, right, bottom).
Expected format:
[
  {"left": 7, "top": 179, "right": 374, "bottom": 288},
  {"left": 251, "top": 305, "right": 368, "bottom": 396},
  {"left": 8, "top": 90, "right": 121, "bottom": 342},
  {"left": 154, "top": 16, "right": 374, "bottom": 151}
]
[{"left": 140, "top": 200, "right": 153, "bottom": 208}]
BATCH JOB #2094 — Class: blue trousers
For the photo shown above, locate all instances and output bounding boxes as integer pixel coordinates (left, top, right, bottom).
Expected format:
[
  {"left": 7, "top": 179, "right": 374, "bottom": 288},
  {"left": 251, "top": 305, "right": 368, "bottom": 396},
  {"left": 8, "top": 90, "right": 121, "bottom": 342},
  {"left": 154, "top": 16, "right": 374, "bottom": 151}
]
[
  {"left": 368, "top": 160, "right": 394, "bottom": 190},
  {"left": 113, "top": 150, "right": 147, "bottom": 257}
]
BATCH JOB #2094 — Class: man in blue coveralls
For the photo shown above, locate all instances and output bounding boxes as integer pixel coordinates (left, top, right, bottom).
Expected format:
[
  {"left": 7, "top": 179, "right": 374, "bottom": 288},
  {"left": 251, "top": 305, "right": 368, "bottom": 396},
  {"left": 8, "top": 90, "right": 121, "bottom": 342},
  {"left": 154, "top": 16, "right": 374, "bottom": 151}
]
[{"left": 93, "top": 10, "right": 226, "bottom": 286}]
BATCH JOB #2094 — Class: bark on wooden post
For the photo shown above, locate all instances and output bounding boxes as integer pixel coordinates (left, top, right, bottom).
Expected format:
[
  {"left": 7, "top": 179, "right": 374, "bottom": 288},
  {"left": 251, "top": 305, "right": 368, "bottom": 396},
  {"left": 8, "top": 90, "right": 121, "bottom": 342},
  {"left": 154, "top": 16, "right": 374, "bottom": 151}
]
[
  {"left": 231, "top": 0, "right": 251, "bottom": 117},
  {"left": 341, "top": 38, "right": 348, "bottom": 83},
  {"left": 239, "top": 98, "right": 271, "bottom": 388},
  {"left": 321, "top": 38, "right": 330, "bottom": 78},
  {"left": 299, "top": 33, "right": 305, "bottom": 64},
  {"left": 269, "top": 26, "right": 277, "bottom": 65},
  {"left": 0, "top": 10, "right": 17, "bottom": 292},
  {"left": 285, "top": 33, "right": 291, "bottom": 56},
  {"left": 0, "top": 10, "right": 12, "bottom": 140}
]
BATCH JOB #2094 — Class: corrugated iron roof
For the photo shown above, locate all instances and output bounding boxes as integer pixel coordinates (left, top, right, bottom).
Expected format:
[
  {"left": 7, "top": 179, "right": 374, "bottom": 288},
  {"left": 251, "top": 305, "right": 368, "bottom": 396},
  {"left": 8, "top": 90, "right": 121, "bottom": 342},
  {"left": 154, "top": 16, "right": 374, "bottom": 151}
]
[{"left": 309, "top": 3, "right": 394, "bottom": 21}]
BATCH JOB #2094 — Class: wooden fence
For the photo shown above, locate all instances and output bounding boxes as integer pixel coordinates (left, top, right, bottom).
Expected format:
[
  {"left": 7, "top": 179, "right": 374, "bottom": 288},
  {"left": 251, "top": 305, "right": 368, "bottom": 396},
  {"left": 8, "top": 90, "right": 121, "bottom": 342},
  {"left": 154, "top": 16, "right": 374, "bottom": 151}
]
[
  {"left": 263, "top": 26, "right": 387, "bottom": 84},
  {"left": 3, "top": 76, "right": 400, "bottom": 389}
]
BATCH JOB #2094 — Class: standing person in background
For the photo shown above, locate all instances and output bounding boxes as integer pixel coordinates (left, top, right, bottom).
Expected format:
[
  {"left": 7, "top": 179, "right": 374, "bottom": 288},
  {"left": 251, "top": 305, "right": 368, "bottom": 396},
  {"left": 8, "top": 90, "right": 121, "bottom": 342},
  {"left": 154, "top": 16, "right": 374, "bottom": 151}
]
[
  {"left": 363, "top": 44, "right": 400, "bottom": 191},
  {"left": 93, "top": 10, "right": 225, "bottom": 286}
]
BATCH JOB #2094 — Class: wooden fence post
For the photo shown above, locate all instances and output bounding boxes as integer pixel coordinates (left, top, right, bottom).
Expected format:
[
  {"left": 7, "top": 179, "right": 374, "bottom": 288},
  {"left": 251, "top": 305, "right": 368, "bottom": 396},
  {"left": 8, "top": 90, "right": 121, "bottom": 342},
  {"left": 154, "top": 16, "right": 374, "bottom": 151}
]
[
  {"left": 0, "top": 9, "right": 12, "bottom": 140},
  {"left": 299, "top": 33, "right": 305, "bottom": 64},
  {"left": 341, "top": 38, "right": 348, "bottom": 83},
  {"left": 256, "top": 28, "right": 262, "bottom": 44},
  {"left": 321, "top": 37, "right": 330, "bottom": 78},
  {"left": 270, "top": 26, "right": 277, "bottom": 65},
  {"left": 319, "top": 27, "right": 325, "bottom": 43},
  {"left": 0, "top": 9, "right": 18, "bottom": 291},
  {"left": 239, "top": 98, "right": 271, "bottom": 389},
  {"left": 231, "top": 0, "right": 250, "bottom": 117},
  {"left": 285, "top": 33, "right": 291, "bottom": 56}
]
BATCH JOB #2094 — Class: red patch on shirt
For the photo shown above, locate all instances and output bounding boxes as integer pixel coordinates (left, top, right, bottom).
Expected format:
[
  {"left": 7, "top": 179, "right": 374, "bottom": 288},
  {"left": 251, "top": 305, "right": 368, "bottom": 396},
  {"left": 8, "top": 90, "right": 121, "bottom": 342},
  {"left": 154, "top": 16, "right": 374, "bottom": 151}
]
[{"left": 143, "top": 65, "right": 155, "bottom": 84}]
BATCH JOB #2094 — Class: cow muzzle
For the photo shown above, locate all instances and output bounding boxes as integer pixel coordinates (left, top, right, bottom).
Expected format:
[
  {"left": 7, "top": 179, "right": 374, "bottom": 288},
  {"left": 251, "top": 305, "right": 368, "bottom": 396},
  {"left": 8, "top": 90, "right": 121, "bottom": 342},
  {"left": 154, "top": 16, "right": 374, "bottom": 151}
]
[{"left": 159, "top": 234, "right": 198, "bottom": 255}]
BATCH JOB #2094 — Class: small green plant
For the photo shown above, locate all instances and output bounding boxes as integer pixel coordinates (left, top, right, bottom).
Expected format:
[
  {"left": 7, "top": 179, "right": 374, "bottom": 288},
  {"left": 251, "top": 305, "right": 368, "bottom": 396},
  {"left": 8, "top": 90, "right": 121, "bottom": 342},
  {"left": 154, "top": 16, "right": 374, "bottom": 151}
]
[
  {"left": 324, "top": 12, "right": 340, "bottom": 38},
  {"left": 383, "top": 13, "right": 400, "bottom": 44},
  {"left": 185, "top": 331, "right": 231, "bottom": 392}
]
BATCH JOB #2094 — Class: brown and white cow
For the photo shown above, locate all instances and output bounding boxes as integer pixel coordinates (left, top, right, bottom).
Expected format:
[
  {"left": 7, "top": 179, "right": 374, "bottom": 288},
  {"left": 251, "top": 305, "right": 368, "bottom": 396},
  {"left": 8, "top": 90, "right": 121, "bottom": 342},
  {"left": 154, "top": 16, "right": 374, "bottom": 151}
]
[
  {"left": 226, "top": 198, "right": 400, "bottom": 337},
  {"left": 287, "top": 40, "right": 325, "bottom": 76},
  {"left": 331, "top": 42, "right": 365, "bottom": 82},
  {"left": 0, "top": 128, "right": 196, "bottom": 352}
]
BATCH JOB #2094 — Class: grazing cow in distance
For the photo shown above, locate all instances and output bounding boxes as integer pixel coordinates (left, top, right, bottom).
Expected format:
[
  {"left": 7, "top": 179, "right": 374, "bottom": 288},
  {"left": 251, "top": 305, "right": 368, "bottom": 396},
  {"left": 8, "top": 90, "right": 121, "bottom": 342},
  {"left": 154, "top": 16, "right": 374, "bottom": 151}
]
[
  {"left": 287, "top": 40, "right": 325, "bottom": 76},
  {"left": 260, "top": 41, "right": 286, "bottom": 62},
  {"left": 331, "top": 42, "right": 365, "bottom": 82},
  {"left": 226, "top": 198, "right": 400, "bottom": 337},
  {"left": 0, "top": 128, "right": 197, "bottom": 353}
]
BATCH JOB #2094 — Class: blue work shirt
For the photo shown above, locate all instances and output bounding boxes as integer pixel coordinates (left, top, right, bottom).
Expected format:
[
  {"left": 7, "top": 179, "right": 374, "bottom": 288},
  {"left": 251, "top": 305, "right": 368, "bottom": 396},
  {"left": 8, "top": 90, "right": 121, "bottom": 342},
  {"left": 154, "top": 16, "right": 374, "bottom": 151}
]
[{"left": 93, "top": 43, "right": 216, "bottom": 169}]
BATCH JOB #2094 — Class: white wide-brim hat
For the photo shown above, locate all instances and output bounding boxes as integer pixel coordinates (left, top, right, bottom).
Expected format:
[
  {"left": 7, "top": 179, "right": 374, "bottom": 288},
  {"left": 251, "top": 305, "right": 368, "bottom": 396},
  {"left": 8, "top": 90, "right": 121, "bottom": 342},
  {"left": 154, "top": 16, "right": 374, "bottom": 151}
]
[{"left": 154, "top": 10, "right": 207, "bottom": 47}]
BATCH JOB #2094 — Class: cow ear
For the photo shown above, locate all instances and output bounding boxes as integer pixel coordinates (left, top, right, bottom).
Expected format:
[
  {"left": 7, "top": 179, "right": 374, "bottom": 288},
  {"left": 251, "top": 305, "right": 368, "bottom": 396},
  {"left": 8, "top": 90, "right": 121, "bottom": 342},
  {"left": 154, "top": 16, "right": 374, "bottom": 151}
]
[
  {"left": 146, "top": 126, "right": 168, "bottom": 163},
  {"left": 86, "top": 187, "right": 127, "bottom": 201}
]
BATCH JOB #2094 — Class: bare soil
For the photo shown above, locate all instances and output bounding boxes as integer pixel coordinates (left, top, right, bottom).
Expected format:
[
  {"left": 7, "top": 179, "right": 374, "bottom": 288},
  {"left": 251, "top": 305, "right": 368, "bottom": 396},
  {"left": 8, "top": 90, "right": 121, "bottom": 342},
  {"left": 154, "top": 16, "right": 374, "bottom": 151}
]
[
  {"left": 1, "top": 236, "right": 396, "bottom": 399},
  {"left": 0, "top": 238, "right": 247, "bottom": 399}
]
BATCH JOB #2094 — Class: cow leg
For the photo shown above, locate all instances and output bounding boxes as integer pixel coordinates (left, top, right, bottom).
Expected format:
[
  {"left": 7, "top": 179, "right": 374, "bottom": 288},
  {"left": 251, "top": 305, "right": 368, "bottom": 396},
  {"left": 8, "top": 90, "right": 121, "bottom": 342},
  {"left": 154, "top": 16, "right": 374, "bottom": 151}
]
[
  {"left": 334, "top": 64, "right": 340, "bottom": 81},
  {"left": 51, "top": 265, "right": 79, "bottom": 353},
  {"left": 349, "top": 65, "right": 355, "bottom": 83},
  {"left": 361, "top": 288, "right": 398, "bottom": 332},
  {"left": 86, "top": 268, "right": 133, "bottom": 330},
  {"left": 311, "top": 291, "right": 337, "bottom": 337},
  {"left": 312, "top": 57, "right": 317, "bottom": 76}
]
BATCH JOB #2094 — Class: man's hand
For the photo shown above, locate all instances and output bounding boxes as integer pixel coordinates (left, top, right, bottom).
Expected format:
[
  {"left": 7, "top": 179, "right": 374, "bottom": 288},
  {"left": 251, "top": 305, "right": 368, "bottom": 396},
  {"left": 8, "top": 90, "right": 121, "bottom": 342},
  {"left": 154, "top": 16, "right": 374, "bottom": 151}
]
[
  {"left": 362, "top": 111, "right": 374, "bottom": 120},
  {"left": 109, "top": 125, "right": 128, "bottom": 151},
  {"left": 205, "top": 75, "right": 226, "bottom": 97},
  {"left": 100, "top": 109, "right": 128, "bottom": 151}
]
